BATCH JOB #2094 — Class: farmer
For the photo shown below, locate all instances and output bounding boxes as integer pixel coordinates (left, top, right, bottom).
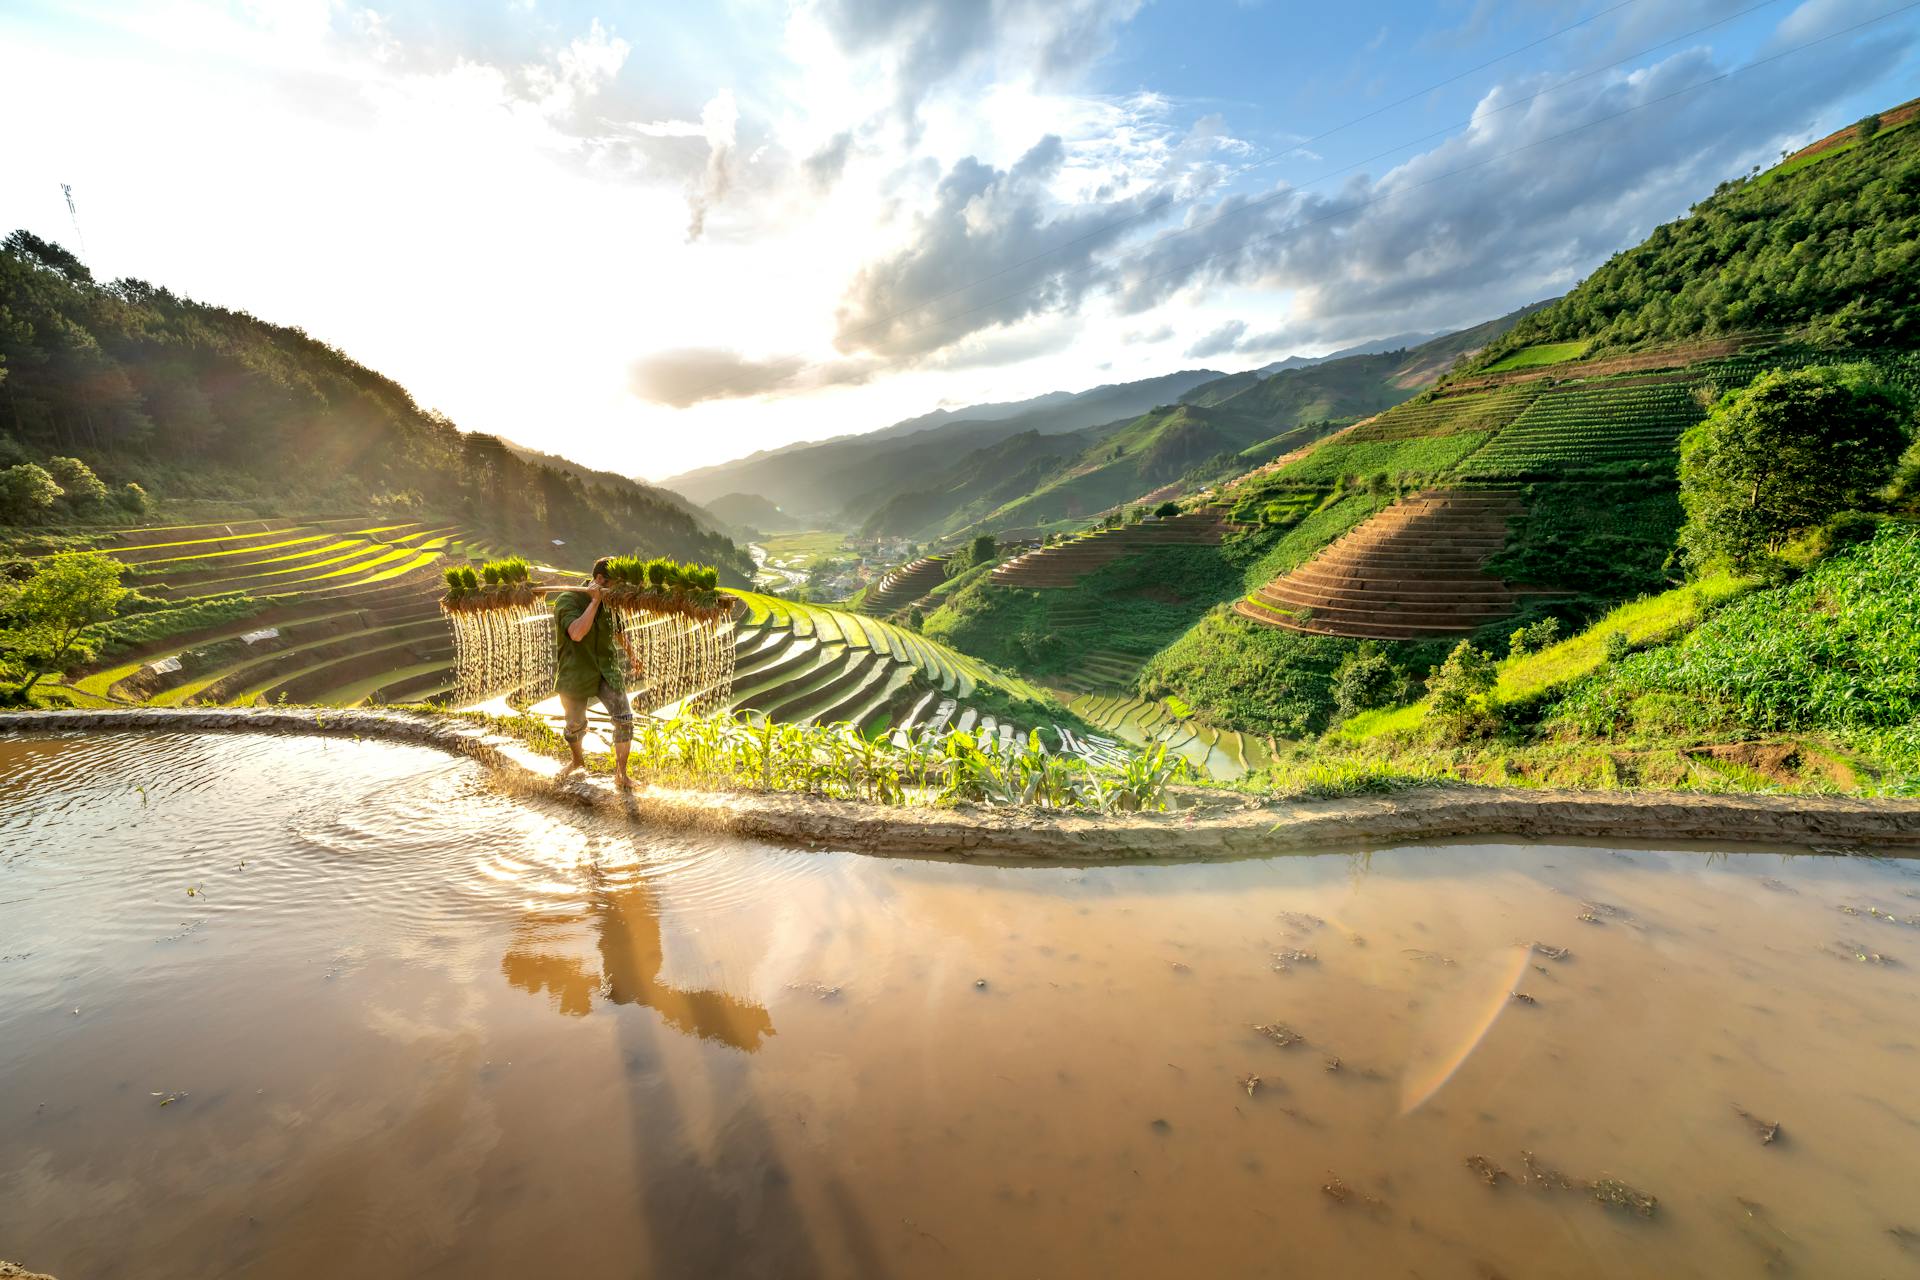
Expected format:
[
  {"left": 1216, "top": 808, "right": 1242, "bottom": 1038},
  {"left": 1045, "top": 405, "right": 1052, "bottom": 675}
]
[{"left": 553, "top": 557, "right": 637, "bottom": 789}]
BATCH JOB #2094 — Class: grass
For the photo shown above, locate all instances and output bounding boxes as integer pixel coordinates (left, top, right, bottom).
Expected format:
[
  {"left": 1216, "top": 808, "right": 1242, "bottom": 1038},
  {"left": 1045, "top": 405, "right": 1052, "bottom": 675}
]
[
  {"left": 1752, "top": 114, "right": 1916, "bottom": 188},
  {"left": 1483, "top": 341, "right": 1591, "bottom": 372},
  {"left": 1337, "top": 573, "right": 1755, "bottom": 741},
  {"left": 1550, "top": 526, "right": 1920, "bottom": 772}
]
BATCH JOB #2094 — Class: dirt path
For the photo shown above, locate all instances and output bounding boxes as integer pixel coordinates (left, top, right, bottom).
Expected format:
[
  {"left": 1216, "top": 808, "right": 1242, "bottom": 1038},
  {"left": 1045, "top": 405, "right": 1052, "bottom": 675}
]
[{"left": 6, "top": 708, "right": 1920, "bottom": 857}]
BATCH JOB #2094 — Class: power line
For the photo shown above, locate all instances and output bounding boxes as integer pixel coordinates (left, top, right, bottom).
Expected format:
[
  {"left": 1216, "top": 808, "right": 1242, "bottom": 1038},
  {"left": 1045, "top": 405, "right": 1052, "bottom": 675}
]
[
  {"left": 836, "top": 0, "right": 1650, "bottom": 344},
  {"left": 875, "top": 0, "right": 1918, "bottom": 355}
]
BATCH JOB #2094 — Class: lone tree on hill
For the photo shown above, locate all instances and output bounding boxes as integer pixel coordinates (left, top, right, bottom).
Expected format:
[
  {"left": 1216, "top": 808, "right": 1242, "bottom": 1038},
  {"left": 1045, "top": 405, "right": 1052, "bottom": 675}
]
[
  {"left": 969, "top": 533, "right": 996, "bottom": 566},
  {"left": 1154, "top": 500, "right": 1180, "bottom": 518},
  {"left": 1678, "top": 365, "right": 1912, "bottom": 571},
  {"left": 0, "top": 551, "right": 126, "bottom": 697}
]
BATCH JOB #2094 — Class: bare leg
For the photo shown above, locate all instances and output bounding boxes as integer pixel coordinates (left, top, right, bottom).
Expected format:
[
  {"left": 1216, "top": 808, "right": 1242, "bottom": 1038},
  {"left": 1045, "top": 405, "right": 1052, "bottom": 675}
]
[
  {"left": 613, "top": 740, "right": 632, "bottom": 789},
  {"left": 562, "top": 740, "right": 587, "bottom": 774}
]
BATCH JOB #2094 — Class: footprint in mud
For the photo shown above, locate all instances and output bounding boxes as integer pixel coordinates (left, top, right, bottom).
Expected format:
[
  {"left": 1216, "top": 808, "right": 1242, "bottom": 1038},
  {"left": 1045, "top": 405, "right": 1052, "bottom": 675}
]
[
  {"left": 1758, "top": 876, "right": 1798, "bottom": 894},
  {"left": 1321, "top": 1173, "right": 1387, "bottom": 1212},
  {"left": 1464, "top": 1155, "right": 1511, "bottom": 1186},
  {"left": 1271, "top": 948, "right": 1318, "bottom": 972},
  {"left": 1827, "top": 938, "right": 1898, "bottom": 966},
  {"left": 1254, "top": 1022, "right": 1306, "bottom": 1048},
  {"left": 1513, "top": 1150, "right": 1658, "bottom": 1219},
  {"left": 1734, "top": 1198, "right": 1796, "bottom": 1273},
  {"left": 1733, "top": 1105, "right": 1784, "bottom": 1146}
]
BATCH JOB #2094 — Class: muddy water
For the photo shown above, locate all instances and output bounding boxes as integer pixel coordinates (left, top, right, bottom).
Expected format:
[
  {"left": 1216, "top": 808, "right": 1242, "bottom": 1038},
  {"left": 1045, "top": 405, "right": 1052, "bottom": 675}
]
[{"left": 4, "top": 734, "right": 1920, "bottom": 1279}]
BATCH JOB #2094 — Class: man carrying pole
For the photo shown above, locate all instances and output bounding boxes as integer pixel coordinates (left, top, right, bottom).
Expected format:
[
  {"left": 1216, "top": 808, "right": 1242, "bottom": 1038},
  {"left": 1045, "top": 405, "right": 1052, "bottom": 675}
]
[{"left": 553, "top": 557, "right": 636, "bottom": 789}]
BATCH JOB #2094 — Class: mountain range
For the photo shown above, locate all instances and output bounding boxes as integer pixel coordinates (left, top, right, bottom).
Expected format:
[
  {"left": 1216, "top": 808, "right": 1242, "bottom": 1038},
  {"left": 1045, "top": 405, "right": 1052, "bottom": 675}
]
[{"left": 662, "top": 309, "right": 1547, "bottom": 543}]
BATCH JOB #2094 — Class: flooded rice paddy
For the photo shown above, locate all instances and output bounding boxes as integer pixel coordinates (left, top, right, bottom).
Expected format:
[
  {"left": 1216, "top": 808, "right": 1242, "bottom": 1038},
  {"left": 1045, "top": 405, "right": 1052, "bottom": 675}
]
[{"left": 4, "top": 732, "right": 1920, "bottom": 1278}]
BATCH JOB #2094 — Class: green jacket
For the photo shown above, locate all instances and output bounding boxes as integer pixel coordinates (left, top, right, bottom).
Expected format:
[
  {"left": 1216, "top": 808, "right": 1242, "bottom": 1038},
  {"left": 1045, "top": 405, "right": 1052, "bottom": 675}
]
[{"left": 552, "top": 590, "right": 625, "bottom": 699}]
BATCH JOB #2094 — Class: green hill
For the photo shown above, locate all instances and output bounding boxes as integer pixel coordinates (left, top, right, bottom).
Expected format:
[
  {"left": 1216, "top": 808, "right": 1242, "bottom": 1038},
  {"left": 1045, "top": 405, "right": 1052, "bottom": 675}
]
[
  {"left": 1462, "top": 99, "right": 1920, "bottom": 371},
  {"left": 910, "top": 100, "right": 1920, "bottom": 776},
  {"left": 864, "top": 305, "right": 1547, "bottom": 544},
  {"left": 0, "top": 230, "right": 751, "bottom": 582}
]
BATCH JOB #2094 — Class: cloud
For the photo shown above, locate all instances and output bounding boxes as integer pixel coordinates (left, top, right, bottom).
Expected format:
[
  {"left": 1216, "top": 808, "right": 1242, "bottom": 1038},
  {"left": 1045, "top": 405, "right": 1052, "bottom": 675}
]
[
  {"left": 833, "top": 129, "right": 1194, "bottom": 359},
  {"left": 804, "top": 130, "right": 855, "bottom": 188},
  {"left": 629, "top": 348, "right": 878, "bottom": 407},
  {"left": 1123, "top": 322, "right": 1174, "bottom": 344},
  {"left": 806, "top": 0, "right": 1145, "bottom": 122},
  {"left": 630, "top": 349, "right": 807, "bottom": 407},
  {"left": 1104, "top": 22, "right": 1916, "bottom": 341},
  {"left": 1184, "top": 320, "right": 1247, "bottom": 358},
  {"left": 685, "top": 90, "right": 739, "bottom": 241}
]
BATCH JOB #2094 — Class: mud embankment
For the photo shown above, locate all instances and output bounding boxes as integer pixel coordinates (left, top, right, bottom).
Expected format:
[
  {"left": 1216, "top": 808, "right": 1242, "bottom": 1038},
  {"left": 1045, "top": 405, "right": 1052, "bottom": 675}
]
[{"left": 5, "top": 708, "right": 1920, "bottom": 858}]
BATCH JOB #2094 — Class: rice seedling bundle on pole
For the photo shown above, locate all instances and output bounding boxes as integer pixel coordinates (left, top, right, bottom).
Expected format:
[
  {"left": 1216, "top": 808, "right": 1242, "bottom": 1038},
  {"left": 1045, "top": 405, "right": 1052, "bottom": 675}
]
[{"left": 440, "top": 556, "right": 736, "bottom": 713}]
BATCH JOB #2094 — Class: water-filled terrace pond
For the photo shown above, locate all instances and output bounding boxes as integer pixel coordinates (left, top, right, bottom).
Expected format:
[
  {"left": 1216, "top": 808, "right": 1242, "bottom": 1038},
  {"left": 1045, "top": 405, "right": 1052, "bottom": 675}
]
[{"left": 3, "top": 732, "right": 1919, "bottom": 1278}]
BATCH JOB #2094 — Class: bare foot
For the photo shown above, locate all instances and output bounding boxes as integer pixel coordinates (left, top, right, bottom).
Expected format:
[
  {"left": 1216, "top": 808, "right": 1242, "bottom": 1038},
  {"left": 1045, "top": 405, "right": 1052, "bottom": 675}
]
[
  {"left": 614, "top": 773, "right": 633, "bottom": 792},
  {"left": 558, "top": 759, "right": 582, "bottom": 778}
]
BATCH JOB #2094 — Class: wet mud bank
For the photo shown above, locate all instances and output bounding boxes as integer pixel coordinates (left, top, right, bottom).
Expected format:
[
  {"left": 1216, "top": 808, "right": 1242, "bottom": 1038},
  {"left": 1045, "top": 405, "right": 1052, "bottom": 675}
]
[{"left": 7, "top": 708, "right": 1920, "bottom": 858}]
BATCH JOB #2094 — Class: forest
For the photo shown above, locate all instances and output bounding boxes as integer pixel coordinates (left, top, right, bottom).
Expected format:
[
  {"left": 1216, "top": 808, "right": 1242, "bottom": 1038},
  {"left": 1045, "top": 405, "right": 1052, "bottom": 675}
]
[
  {"left": 1467, "top": 110, "right": 1920, "bottom": 366},
  {"left": 0, "top": 231, "right": 750, "bottom": 580}
]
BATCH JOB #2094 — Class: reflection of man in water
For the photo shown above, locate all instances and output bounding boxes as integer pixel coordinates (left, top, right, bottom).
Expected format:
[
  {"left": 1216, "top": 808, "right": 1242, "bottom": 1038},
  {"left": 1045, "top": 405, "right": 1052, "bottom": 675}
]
[{"left": 502, "top": 871, "right": 774, "bottom": 1051}]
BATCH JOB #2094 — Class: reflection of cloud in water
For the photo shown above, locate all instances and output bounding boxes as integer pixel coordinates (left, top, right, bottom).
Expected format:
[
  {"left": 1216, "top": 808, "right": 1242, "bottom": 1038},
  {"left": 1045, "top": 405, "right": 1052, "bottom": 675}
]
[
  {"left": 1399, "top": 944, "right": 1532, "bottom": 1115},
  {"left": 502, "top": 871, "right": 775, "bottom": 1051}
]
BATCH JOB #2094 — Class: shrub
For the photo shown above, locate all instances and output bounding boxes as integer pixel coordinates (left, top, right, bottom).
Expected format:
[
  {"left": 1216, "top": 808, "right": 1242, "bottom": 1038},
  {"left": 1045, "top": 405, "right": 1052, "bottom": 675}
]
[
  {"left": 1603, "top": 630, "right": 1631, "bottom": 664},
  {"left": 1429, "top": 641, "right": 1497, "bottom": 722},
  {"left": 1154, "top": 500, "right": 1180, "bottom": 518},
  {"left": 0, "top": 464, "right": 62, "bottom": 523},
  {"left": 1332, "top": 644, "right": 1398, "bottom": 720},
  {"left": 1508, "top": 617, "right": 1563, "bottom": 657},
  {"left": 115, "top": 481, "right": 150, "bottom": 515},
  {"left": 46, "top": 457, "right": 108, "bottom": 510}
]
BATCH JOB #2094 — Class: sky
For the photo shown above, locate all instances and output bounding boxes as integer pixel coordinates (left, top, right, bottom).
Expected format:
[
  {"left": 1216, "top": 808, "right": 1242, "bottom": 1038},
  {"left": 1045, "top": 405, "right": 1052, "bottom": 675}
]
[{"left": 2, "top": 1, "right": 1916, "bottom": 482}]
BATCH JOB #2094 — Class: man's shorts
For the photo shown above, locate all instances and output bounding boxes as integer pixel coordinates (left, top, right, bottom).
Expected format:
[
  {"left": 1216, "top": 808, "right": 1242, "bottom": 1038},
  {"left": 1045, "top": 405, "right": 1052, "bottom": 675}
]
[{"left": 559, "top": 678, "right": 633, "bottom": 745}]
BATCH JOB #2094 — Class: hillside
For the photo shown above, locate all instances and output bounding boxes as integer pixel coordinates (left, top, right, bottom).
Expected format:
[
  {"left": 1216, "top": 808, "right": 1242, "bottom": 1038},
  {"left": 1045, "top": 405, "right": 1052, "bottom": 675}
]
[
  {"left": 703, "top": 491, "right": 809, "bottom": 536},
  {"left": 893, "top": 303, "right": 1547, "bottom": 543},
  {"left": 0, "top": 231, "right": 752, "bottom": 582},
  {"left": 906, "top": 102, "right": 1920, "bottom": 771},
  {"left": 658, "top": 368, "right": 1226, "bottom": 519},
  {"left": 1462, "top": 100, "right": 1920, "bottom": 370}
]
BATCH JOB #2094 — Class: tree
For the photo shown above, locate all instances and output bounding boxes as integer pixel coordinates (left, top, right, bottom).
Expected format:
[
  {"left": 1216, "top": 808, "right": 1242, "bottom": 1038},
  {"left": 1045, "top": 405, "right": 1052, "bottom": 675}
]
[
  {"left": 115, "top": 481, "right": 150, "bottom": 515},
  {"left": 46, "top": 456, "right": 107, "bottom": 509},
  {"left": 0, "top": 462, "right": 61, "bottom": 522},
  {"left": 1857, "top": 113, "right": 1883, "bottom": 140},
  {"left": 969, "top": 533, "right": 996, "bottom": 566},
  {"left": 0, "top": 551, "right": 126, "bottom": 695},
  {"left": 1678, "top": 365, "right": 1912, "bottom": 571},
  {"left": 1332, "top": 644, "right": 1397, "bottom": 720},
  {"left": 1154, "top": 500, "right": 1180, "bottom": 518},
  {"left": 1428, "top": 641, "right": 1497, "bottom": 722}
]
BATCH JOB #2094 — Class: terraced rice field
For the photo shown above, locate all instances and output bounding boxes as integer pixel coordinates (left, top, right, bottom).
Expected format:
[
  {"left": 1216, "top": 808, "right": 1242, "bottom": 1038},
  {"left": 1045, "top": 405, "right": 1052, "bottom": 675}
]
[
  {"left": 857, "top": 555, "right": 948, "bottom": 616},
  {"left": 1236, "top": 488, "right": 1545, "bottom": 639},
  {"left": 721, "top": 592, "right": 1152, "bottom": 766},
  {"left": 1337, "top": 385, "right": 1541, "bottom": 442},
  {"left": 990, "top": 509, "right": 1235, "bottom": 589},
  {"left": 61, "top": 516, "right": 514, "bottom": 710},
  {"left": 1065, "top": 693, "right": 1270, "bottom": 782},
  {"left": 1456, "top": 379, "right": 1703, "bottom": 478}
]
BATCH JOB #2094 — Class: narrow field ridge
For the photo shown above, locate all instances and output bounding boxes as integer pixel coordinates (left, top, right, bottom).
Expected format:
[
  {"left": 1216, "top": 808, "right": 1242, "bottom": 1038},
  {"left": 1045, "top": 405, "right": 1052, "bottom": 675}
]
[{"left": 7, "top": 710, "right": 1920, "bottom": 857}]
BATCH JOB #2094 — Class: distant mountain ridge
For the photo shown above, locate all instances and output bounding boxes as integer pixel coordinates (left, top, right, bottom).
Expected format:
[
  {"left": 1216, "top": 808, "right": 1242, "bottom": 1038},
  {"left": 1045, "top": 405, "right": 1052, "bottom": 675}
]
[
  {"left": 657, "top": 368, "right": 1227, "bottom": 517},
  {"left": 855, "top": 303, "right": 1551, "bottom": 541}
]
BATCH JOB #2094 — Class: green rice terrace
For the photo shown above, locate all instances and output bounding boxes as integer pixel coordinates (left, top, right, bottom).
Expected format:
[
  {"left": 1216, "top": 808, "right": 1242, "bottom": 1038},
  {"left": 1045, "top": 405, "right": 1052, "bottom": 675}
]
[{"left": 16, "top": 514, "right": 1159, "bottom": 777}]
